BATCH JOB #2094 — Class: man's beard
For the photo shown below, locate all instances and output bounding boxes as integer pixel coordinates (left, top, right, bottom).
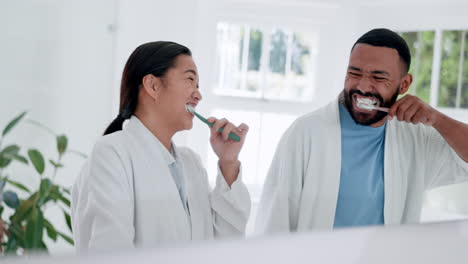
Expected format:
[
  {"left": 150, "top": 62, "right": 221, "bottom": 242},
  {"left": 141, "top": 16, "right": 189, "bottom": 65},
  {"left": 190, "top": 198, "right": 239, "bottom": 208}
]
[{"left": 343, "top": 87, "right": 399, "bottom": 126}]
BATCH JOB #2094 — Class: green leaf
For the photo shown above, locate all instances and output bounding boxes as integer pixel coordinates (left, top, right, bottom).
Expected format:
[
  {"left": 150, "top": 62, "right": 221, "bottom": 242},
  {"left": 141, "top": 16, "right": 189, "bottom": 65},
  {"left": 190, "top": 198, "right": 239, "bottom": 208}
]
[
  {"left": 6, "top": 179, "right": 31, "bottom": 193},
  {"left": 56, "top": 135, "right": 68, "bottom": 155},
  {"left": 57, "top": 231, "right": 74, "bottom": 245},
  {"left": 12, "top": 194, "right": 36, "bottom": 222},
  {"left": 10, "top": 154, "right": 29, "bottom": 164},
  {"left": 58, "top": 193, "right": 71, "bottom": 207},
  {"left": 63, "top": 211, "right": 72, "bottom": 232},
  {"left": 0, "top": 178, "right": 5, "bottom": 190},
  {"left": 25, "top": 206, "right": 44, "bottom": 249},
  {"left": 43, "top": 218, "right": 57, "bottom": 242},
  {"left": 5, "top": 236, "right": 18, "bottom": 254},
  {"left": 0, "top": 145, "right": 20, "bottom": 168},
  {"left": 48, "top": 185, "right": 60, "bottom": 202},
  {"left": 0, "top": 155, "right": 11, "bottom": 168},
  {"left": 49, "top": 184, "right": 71, "bottom": 207},
  {"left": 37, "top": 178, "right": 52, "bottom": 206},
  {"left": 8, "top": 223, "right": 26, "bottom": 246},
  {"left": 49, "top": 159, "right": 64, "bottom": 168},
  {"left": 1, "top": 145, "right": 20, "bottom": 155},
  {"left": 28, "top": 149, "right": 45, "bottom": 175},
  {"left": 40, "top": 240, "right": 48, "bottom": 250},
  {"left": 3, "top": 190, "right": 20, "bottom": 209},
  {"left": 2, "top": 111, "right": 27, "bottom": 137},
  {"left": 58, "top": 194, "right": 71, "bottom": 207},
  {"left": 1, "top": 146, "right": 28, "bottom": 165}
]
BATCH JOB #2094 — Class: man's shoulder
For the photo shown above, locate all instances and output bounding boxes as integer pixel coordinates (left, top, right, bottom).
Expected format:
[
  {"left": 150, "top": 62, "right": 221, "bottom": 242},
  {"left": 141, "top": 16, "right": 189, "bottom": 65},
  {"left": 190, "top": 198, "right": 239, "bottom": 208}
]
[
  {"left": 281, "top": 101, "right": 339, "bottom": 143},
  {"left": 293, "top": 101, "right": 338, "bottom": 129}
]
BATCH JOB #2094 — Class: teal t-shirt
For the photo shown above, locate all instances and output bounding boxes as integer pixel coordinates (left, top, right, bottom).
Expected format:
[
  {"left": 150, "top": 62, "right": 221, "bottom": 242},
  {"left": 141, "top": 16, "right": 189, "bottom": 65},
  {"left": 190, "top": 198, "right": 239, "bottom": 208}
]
[{"left": 333, "top": 103, "right": 386, "bottom": 228}]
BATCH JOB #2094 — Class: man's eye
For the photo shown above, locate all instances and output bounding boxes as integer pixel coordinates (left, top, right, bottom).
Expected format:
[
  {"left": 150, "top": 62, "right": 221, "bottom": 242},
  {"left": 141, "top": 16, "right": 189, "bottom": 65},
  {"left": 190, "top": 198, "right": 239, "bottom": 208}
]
[
  {"left": 188, "top": 77, "right": 195, "bottom": 81},
  {"left": 373, "top": 76, "right": 387, "bottom": 81},
  {"left": 348, "top": 72, "right": 360, "bottom": 76}
]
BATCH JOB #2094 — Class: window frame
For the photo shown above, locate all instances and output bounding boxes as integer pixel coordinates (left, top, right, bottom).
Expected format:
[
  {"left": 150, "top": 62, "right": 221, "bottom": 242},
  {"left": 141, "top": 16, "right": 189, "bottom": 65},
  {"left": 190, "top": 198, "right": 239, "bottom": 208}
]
[{"left": 214, "top": 21, "right": 319, "bottom": 103}]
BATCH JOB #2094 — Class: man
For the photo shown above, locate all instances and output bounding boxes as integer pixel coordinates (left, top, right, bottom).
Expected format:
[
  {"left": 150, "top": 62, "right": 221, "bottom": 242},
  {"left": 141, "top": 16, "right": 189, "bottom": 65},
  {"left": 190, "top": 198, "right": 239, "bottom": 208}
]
[{"left": 255, "top": 28, "right": 468, "bottom": 233}]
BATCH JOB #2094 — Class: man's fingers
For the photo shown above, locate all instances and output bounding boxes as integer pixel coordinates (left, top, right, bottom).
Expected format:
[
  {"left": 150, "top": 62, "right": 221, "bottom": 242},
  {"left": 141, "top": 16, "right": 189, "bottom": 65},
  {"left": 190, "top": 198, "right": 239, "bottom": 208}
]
[
  {"left": 389, "top": 95, "right": 409, "bottom": 117},
  {"left": 403, "top": 104, "right": 419, "bottom": 123}
]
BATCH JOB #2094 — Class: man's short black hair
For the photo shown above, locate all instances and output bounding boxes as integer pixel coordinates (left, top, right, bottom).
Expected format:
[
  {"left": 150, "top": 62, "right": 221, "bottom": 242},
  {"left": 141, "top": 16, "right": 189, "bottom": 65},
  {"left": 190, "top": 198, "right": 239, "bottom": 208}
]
[{"left": 352, "top": 28, "right": 411, "bottom": 73}]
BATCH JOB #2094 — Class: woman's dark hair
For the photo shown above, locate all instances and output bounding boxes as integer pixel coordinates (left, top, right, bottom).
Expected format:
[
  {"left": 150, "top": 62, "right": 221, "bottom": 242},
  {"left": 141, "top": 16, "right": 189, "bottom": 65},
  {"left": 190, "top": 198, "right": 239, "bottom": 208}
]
[
  {"left": 352, "top": 28, "right": 411, "bottom": 73},
  {"left": 103, "top": 41, "right": 192, "bottom": 135}
]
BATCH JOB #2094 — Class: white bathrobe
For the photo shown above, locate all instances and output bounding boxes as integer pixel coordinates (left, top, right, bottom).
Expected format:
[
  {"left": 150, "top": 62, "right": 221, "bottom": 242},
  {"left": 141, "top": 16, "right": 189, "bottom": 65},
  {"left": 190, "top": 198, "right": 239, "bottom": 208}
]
[
  {"left": 72, "top": 116, "right": 251, "bottom": 251},
  {"left": 256, "top": 99, "right": 468, "bottom": 234}
]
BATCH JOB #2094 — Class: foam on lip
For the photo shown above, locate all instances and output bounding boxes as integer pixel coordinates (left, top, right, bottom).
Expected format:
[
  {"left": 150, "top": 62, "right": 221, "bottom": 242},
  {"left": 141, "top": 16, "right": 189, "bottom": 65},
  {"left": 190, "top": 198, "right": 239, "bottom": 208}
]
[
  {"left": 185, "top": 104, "right": 195, "bottom": 113},
  {"left": 356, "top": 97, "right": 378, "bottom": 106},
  {"left": 356, "top": 97, "right": 380, "bottom": 110},
  {"left": 356, "top": 101, "right": 375, "bottom": 110}
]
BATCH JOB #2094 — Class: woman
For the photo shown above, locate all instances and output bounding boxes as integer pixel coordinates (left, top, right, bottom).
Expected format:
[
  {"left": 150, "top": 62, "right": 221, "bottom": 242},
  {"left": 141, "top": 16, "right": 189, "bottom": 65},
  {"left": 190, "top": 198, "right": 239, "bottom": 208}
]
[{"left": 71, "top": 41, "right": 251, "bottom": 251}]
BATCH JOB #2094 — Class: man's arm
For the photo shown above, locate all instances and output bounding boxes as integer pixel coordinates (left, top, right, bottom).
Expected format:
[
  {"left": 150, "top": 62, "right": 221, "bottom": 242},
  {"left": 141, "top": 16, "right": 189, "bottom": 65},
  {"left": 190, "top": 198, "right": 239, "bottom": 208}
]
[
  {"left": 432, "top": 113, "right": 468, "bottom": 162},
  {"left": 388, "top": 94, "right": 468, "bottom": 162}
]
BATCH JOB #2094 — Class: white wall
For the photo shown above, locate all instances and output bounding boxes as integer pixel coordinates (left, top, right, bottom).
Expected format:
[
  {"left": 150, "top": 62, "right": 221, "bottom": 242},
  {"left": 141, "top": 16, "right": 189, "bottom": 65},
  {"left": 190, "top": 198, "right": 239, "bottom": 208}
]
[{"left": 1, "top": 0, "right": 116, "bottom": 254}]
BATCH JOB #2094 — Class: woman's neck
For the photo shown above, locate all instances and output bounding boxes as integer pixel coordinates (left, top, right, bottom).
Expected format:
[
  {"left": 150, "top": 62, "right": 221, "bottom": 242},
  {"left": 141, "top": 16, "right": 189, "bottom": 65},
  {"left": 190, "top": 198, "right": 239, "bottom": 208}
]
[{"left": 134, "top": 111, "right": 175, "bottom": 152}]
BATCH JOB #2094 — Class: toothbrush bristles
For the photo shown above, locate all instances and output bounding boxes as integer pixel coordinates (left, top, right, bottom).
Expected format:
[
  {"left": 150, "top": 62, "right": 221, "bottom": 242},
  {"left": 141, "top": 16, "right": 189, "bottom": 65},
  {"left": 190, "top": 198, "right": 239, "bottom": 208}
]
[{"left": 185, "top": 104, "right": 195, "bottom": 113}]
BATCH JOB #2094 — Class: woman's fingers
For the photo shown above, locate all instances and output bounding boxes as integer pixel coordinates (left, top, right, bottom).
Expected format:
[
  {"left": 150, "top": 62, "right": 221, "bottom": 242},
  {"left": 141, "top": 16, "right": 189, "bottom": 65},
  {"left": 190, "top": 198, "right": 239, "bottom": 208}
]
[
  {"left": 211, "top": 118, "right": 228, "bottom": 135},
  {"left": 221, "top": 122, "right": 237, "bottom": 141}
]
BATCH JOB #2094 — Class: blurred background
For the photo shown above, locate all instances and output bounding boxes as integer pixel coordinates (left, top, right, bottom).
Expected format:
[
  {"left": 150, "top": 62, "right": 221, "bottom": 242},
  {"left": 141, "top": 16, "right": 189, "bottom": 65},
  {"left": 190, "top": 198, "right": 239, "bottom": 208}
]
[{"left": 1, "top": 0, "right": 468, "bottom": 255}]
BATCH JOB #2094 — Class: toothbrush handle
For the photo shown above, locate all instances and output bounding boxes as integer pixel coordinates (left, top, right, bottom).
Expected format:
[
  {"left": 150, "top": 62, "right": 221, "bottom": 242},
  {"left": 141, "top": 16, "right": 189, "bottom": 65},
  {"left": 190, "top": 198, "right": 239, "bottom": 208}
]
[
  {"left": 216, "top": 127, "right": 241, "bottom": 142},
  {"left": 375, "top": 106, "right": 389, "bottom": 113},
  {"left": 194, "top": 112, "right": 241, "bottom": 142}
]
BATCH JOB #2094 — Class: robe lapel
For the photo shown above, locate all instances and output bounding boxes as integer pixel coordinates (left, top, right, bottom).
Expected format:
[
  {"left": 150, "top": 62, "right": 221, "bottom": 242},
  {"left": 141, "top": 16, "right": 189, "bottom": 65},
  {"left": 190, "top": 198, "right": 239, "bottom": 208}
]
[
  {"left": 125, "top": 117, "right": 191, "bottom": 242},
  {"left": 383, "top": 120, "right": 407, "bottom": 225}
]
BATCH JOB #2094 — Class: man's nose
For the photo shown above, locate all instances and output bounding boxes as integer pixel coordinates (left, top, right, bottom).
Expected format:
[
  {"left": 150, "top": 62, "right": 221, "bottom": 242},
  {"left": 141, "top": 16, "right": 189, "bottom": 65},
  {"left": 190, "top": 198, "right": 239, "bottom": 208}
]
[{"left": 356, "top": 75, "right": 374, "bottom": 93}]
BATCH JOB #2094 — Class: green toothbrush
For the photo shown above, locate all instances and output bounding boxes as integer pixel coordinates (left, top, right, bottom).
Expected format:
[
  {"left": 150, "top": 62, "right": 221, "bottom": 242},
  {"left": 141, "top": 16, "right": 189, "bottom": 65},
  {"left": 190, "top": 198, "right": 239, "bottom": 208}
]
[{"left": 185, "top": 105, "right": 241, "bottom": 142}]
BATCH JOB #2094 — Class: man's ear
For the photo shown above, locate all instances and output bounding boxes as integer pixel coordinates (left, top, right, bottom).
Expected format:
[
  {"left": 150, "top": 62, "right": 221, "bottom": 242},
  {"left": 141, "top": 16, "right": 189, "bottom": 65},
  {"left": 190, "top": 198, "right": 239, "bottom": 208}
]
[
  {"left": 141, "top": 74, "right": 162, "bottom": 101},
  {"left": 399, "top": 73, "right": 413, "bottom": 95}
]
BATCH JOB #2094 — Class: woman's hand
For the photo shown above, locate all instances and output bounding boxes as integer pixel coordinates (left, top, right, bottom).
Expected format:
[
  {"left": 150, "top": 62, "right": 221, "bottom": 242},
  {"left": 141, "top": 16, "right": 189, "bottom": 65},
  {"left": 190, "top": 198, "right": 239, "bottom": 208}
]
[{"left": 207, "top": 117, "right": 249, "bottom": 186}]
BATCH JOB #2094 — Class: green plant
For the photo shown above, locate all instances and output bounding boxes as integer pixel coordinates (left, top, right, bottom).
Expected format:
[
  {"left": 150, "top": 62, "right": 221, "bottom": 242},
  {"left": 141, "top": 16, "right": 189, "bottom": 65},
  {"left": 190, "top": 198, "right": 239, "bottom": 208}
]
[{"left": 0, "top": 112, "right": 85, "bottom": 255}]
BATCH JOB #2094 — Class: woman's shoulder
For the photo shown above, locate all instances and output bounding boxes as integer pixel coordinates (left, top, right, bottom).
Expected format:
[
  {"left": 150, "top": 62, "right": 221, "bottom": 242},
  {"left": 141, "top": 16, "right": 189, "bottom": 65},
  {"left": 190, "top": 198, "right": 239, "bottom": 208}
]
[{"left": 88, "top": 131, "right": 131, "bottom": 162}]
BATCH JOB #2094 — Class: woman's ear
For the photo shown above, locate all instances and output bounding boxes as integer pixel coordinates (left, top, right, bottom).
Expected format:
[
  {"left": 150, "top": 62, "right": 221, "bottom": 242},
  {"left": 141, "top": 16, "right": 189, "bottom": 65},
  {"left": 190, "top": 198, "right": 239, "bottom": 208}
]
[
  {"left": 142, "top": 74, "right": 162, "bottom": 101},
  {"left": 399, "top": 73, "right": 413, "bottom": 95}
]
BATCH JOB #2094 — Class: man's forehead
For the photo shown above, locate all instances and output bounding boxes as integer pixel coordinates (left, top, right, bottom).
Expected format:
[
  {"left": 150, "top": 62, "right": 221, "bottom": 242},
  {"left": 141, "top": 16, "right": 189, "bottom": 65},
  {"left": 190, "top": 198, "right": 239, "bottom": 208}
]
[{"left": 349, "top": 44, "right": 402, "bottom": 71}]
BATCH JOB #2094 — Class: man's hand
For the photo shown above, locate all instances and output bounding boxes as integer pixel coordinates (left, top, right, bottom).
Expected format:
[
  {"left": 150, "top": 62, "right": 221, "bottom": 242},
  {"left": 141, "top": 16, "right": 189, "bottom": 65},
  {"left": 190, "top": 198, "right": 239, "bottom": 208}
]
[
  {"left": 388, "top": 94, "right": 468, "bottom": 162},
  {"left": 388, "top": 94, "right": 441, "bottom": 126}
]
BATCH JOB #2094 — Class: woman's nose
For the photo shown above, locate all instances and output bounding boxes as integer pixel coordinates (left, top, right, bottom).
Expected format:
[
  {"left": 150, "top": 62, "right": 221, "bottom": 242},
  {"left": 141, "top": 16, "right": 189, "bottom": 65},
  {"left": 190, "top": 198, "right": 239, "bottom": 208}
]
[{"left": 193, "top": 89, "right": 202, "bottom": 102}]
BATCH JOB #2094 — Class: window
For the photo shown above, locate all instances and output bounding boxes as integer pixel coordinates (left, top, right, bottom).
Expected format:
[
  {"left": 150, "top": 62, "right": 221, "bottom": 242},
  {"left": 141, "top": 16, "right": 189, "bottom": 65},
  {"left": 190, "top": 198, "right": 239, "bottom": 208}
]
[
  {"left": 402, "top": 29, "right": 468, "bottom": 224},
  {"left": 400, "top": 29, "right": 468, "bottom": 109},
  {"left": 438, "top": 30, "right": 468, "bottom": 108},
  {"left": 400, "top": 31, "right": 435, "bottom": 103},
  {"left": 215, "top": 22, "right": 317, "bottom": 102},
  {"left": 209, "top": 22, "right": 318, "bottom": 233}
]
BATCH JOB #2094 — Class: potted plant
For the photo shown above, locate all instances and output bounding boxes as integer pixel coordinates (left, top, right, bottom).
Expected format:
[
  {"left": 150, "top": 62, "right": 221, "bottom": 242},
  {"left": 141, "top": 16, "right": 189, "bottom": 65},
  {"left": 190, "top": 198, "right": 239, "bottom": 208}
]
[{"left": 0, "top": 112, "right": 84, "bottom": 255}]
